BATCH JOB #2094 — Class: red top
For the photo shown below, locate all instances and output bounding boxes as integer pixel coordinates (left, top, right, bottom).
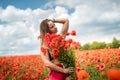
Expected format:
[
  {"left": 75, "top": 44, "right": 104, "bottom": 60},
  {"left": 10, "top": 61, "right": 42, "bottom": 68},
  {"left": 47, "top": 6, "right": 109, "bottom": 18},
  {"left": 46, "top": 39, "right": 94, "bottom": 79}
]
[{"left": 49, "top": 64, "right": 70, "bottom": 80}]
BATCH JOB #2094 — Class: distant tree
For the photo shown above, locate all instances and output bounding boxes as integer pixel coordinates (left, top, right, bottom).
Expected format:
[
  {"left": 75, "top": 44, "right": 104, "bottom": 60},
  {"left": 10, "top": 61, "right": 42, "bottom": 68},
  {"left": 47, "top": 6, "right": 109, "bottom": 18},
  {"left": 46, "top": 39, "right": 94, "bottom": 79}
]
[
  {"left": 79, "top": 37, "right": 120, "bottom": 50},
  {"left": 90, "top": 41, "right": 100, "bottom": 49},
  {"left": 106, "top": 43, "right": 112, "bottom": 48},
  {"left": 111, "top": 37, "right": 120, "bottom": 48},
  {"left": 99, "top": 42, "right": 106, "bottom": 49},
  {"left": 80, "top": 43, "right": 90, "bottom": 50}
]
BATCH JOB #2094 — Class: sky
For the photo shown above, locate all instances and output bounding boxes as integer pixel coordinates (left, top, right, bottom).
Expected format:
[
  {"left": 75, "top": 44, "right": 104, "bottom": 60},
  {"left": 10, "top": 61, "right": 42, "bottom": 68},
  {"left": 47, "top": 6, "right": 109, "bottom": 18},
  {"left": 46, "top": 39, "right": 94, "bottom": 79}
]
[{"left": 0, "top": 0, "right": 120, "bottom": 56}]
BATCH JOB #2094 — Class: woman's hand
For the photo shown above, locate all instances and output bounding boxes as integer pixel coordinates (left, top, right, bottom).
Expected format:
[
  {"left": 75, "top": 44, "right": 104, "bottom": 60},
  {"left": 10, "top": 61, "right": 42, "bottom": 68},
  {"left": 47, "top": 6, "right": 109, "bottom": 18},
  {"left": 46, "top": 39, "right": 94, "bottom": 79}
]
[
  {"left": 47, "top": 18, "right": 55, "bottom": 22},
  {"left": 64, "top": 67, "right": 74, "bottom": 74}
]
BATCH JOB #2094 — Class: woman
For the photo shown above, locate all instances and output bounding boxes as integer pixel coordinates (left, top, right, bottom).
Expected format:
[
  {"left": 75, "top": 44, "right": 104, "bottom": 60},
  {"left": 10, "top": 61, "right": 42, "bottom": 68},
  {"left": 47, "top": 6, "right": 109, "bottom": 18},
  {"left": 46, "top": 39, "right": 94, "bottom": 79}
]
[{"left": 40, "top": 18, "right": 74, "bottom": 80}]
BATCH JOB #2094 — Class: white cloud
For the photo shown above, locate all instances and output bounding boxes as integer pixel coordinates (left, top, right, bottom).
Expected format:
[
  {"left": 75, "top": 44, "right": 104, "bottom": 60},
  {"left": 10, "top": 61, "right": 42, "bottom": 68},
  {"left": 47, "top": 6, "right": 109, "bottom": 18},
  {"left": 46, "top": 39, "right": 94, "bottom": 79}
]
[
  {"left": 55, "top": 0, "right": 81, "bottom": 8},
  {"left": 47, "top": 6, "right": 69, "bottom": 18},
  {"left": 69, "top": 5, "right": 97, "bottom": 25},
  {"left": 99, "top": 9, "right": 120, "bottom": 23},
  {"left": 55, "top": 6, "right": 69, "bottom": 17}
]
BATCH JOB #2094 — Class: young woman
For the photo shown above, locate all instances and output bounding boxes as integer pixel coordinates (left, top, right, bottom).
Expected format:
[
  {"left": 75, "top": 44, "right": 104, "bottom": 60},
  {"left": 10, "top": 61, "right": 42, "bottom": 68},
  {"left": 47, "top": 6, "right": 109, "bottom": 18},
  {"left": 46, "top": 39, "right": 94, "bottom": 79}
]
[{"left": 40, "top": 18, "right": 74, "bottom": 80}]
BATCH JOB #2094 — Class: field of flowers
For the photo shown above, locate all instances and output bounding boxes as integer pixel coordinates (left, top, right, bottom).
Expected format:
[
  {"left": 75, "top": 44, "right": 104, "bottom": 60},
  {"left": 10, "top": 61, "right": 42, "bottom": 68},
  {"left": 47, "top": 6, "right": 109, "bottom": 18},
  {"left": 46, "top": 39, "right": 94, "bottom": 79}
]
[{"left": 0, "top": 48, "right": 120, "bottom": 80}]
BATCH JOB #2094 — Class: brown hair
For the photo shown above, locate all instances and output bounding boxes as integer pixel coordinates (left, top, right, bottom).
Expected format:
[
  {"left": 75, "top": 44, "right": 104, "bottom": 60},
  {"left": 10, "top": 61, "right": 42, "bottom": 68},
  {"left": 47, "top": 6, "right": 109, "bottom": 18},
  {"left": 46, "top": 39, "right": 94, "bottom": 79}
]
[{"left": 40, "top": 19, "right": 50, "bottom": 46}]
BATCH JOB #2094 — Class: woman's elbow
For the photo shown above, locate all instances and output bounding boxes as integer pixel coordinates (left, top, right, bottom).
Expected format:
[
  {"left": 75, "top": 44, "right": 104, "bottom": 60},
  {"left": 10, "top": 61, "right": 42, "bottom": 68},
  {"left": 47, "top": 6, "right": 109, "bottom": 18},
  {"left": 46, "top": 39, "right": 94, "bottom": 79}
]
[{"left": 65, "top": 19, "right": 69, "bottom": 23}]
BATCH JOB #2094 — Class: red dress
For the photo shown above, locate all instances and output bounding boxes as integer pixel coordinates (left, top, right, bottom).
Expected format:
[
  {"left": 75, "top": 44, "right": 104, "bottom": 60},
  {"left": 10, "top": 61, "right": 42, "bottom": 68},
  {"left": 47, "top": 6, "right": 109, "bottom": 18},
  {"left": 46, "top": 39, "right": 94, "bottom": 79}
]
[{"left": 49, "top": 63, "right": 69, "bottom": 80}]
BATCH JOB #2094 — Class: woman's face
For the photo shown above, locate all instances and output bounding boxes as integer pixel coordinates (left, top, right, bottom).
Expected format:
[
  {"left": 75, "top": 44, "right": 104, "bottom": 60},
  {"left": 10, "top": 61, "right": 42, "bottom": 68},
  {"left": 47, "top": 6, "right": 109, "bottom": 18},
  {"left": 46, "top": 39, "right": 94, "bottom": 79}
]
[{"left": 47, "top": 21, "right": 57, "bottom": 33}]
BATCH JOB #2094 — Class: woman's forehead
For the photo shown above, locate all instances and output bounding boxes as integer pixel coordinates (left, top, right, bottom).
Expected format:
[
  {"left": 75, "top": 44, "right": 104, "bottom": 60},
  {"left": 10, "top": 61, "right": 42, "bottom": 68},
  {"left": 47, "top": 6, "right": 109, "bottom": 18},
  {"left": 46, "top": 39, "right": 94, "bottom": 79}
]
[{"left": 48, "top": 21, "right": 54, "bottom": 27}]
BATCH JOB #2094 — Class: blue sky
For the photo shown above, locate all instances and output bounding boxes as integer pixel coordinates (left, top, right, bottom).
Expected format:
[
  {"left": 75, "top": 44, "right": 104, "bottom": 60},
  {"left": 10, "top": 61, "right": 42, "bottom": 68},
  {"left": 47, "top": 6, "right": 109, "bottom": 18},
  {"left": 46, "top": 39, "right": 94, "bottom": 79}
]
[
  {"left": 0, "top": 0, "right": 49, "bottom": 9},
  {"left": 0, "top": 0, "right": 120, "bottom": 56}
]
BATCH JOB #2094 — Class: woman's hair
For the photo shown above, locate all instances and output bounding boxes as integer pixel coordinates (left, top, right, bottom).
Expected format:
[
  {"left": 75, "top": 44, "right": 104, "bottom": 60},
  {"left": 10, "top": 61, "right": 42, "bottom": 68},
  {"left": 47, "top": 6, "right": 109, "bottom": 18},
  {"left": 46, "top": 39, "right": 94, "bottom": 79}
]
[{"left": 40, "top": 19, "right": 50, "bottom": 46}]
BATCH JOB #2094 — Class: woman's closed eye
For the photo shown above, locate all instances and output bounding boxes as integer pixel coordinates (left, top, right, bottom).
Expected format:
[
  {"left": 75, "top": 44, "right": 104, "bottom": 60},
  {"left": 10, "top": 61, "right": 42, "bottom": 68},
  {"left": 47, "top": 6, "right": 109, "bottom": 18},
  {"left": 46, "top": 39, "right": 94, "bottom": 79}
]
[{"left": 51, "top": 24, "right": 55, "bottom": 28}]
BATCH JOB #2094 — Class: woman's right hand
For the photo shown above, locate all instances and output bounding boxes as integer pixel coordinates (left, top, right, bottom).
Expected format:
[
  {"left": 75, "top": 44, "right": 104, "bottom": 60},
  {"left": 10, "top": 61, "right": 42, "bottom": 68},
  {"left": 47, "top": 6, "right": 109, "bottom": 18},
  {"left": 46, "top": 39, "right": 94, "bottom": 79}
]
[
  {"left": 64, "top": 67, "right": 74, "bottom": 74},
  {"left": 47, "top": 18, "right": 55, "bottom": 22}
]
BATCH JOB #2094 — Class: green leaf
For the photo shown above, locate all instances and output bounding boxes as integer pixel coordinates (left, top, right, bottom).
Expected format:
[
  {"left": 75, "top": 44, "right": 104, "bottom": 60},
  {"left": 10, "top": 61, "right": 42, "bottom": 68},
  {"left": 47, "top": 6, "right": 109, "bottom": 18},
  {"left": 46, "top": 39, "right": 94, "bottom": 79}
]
[
  {"left": 42, "top": 69, "right": 49, "bottom": 77},
  {"left": 117, "top": 63, "right": 120, "bottom": 68},
  {"left": 7, "top": 74, "right": 13, "bottom": 80},
  {"left": 30, "top": 69, "right": 37, "bottom": 73}
]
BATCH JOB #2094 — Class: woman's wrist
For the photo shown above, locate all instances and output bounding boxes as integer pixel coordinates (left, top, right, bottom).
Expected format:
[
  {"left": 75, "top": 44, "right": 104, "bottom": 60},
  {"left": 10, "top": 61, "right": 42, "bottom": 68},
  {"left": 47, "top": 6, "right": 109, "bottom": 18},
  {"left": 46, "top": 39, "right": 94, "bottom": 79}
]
[{"left": 63, "top": 68, "right": 69, "bottom": 74}]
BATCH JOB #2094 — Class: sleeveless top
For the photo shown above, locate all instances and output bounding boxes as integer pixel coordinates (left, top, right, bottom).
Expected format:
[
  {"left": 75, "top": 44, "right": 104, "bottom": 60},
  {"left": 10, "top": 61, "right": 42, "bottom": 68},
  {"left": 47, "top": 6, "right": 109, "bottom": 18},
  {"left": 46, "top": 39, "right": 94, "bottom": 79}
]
[{"left": 47, "top": 49, "right": 54, "bottom": 61}]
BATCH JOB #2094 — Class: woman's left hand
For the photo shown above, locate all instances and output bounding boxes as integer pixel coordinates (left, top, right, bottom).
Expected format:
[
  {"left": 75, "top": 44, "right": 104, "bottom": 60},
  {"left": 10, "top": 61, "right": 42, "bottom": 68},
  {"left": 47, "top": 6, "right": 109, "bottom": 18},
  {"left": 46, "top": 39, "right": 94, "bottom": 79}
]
[{"left": 68, "top": 67, "right": 74, "bottom": 74}]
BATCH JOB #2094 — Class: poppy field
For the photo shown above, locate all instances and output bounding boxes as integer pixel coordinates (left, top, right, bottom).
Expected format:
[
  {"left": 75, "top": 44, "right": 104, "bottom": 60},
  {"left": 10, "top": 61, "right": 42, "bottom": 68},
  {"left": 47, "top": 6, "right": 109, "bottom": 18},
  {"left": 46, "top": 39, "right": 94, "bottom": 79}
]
[{"left": 0, "top": 48, "right": 120, "bottom": 80}]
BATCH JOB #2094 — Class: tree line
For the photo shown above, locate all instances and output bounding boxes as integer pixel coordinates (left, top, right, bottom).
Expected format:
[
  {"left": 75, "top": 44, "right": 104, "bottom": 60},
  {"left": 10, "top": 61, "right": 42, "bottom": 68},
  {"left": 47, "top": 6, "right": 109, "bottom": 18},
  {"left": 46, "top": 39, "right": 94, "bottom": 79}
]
[{"left": 79, "top": 37, "right": 120, "bottom": 50}]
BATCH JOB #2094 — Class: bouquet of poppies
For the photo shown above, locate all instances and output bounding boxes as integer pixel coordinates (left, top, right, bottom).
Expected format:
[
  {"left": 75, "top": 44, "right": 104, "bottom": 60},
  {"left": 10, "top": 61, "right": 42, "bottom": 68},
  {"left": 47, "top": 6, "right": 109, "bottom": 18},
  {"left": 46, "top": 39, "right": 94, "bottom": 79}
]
[{"left": 39, "top": 30, "right": 80, "bottom": 79}]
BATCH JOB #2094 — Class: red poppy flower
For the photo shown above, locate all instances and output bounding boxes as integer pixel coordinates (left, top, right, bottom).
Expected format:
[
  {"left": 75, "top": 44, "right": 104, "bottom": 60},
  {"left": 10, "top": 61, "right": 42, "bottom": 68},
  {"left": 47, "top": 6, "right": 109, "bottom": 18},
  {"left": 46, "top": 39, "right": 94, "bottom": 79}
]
[
  {"left": 51, "top": 33, "right": 57, "bottom": 39},
  {"left": 77, "top": 70, "right": 90, "bottom": 80},
  {"left": 73, "top": 42, "right": 80, "bottom": 49},
  {"left": 95, "top": 64, "right": 100, "bottom": 70},
  {"left": 57, "top": 35, "right": 63, "bottom": 41},
  {"left": 40, "top": 47, "right": 47, "bottom": 55},
  {"left": 100, "top": 71, "right": 106, "bottom": 76},
  {"left": 87, "top": 64, "right": 91, "bottom": 67},
  {"left": 64, "top": 45, "right": 70, "bottom": 50},
  {"left": 66, "top": 32, "right": 70, "bottom": 36},
  {"left": 106, "top": 68, "right": 120, "bottom": 80},
  {"left": 99, "top": 63, "right": 105, "bottom": 70},
  {"left": 52, "top": 48, "right": 59, "bottom": 59},
  {"left": 60, "top": 40, "right": 65, "bottom": 47},
  {"left": 38, "top": 35, "right": 42, "bottom": 40},
  {"left": 44, "top": 33, "right": 51, "bottom": 42},
  {"left": 68, "top": 39, "right": 73, "bottom": 44},
  {"left": 71, "top": 30, "right": 76, "bottom": 36}
]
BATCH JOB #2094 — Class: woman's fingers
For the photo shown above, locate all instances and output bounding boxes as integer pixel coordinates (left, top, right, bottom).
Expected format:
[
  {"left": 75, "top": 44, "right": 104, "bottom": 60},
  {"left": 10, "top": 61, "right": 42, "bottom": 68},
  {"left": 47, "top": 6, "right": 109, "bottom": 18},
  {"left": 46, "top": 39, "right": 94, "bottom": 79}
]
[
  {"left": 68, "top": 67, "right": 74, "bottom": 74},
  {"left": 64, "top": 67, "right": 74, "bottom": 74},
  {"left": 69, "top": 67, "right": 74, "bottom": 71},
  {"left": 46, "top": 18, "right": 54, "bottom": 22}
]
